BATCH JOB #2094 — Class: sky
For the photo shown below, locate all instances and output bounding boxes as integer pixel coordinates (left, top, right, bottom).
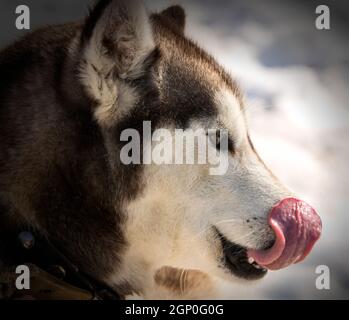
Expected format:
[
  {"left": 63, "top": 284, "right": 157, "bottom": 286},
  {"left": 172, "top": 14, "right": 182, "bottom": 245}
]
[{"left": 0, "top": 0, "right": 348, "bottom": 299}]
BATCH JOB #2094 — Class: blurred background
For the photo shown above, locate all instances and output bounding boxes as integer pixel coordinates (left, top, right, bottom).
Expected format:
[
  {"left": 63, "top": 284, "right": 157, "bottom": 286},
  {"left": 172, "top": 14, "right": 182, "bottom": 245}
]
[{"left": 0, "top": 0, "right": 348, "bottom": 299}]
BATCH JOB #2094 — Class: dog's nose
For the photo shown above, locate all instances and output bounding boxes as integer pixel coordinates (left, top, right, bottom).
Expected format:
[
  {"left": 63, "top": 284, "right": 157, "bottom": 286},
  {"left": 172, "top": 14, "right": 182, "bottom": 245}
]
[{"left": 248, "top": 198, "right": 322, "bottom": 270}]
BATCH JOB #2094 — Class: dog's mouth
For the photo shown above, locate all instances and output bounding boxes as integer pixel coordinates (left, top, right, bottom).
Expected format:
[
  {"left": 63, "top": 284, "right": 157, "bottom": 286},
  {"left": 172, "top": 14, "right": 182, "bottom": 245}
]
[
  {"left": 217, "top": 231, "right": 268, "bottom": 280},
  {"left": 214, "top": 198, "right": 322, "bottom": 280}
]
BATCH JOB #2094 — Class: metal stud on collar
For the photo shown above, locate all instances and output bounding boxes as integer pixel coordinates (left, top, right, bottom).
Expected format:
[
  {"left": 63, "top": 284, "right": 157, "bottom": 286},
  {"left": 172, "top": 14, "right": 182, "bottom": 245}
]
[{"left": 18, "top": 231, "right": 35, "bottom": 250}]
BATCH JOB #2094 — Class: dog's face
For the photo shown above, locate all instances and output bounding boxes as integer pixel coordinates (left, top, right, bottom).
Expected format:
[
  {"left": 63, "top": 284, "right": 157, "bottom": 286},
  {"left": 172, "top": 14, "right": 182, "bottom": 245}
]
[{"left": 77, "top": 1, "right": 321, "bottom": 297}]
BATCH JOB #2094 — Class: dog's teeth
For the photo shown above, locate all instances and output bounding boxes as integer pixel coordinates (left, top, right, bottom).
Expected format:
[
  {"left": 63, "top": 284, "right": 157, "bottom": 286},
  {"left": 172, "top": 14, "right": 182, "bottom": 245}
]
[{"left": 248, "top": 257, "right": 255, "bottom": 264}]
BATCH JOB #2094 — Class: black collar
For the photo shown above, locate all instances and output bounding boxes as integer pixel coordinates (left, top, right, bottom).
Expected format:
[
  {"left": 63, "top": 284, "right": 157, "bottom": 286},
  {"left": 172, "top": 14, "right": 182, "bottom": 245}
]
[{"left": 0, "top": 230, "right": 122, "bottom": 300}]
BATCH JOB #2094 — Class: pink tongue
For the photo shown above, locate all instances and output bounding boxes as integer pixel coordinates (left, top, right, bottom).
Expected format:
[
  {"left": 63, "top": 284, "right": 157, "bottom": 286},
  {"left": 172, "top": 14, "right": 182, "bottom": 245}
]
[{"left": 248, "top": 198, "right": 322, "bottom": 270}]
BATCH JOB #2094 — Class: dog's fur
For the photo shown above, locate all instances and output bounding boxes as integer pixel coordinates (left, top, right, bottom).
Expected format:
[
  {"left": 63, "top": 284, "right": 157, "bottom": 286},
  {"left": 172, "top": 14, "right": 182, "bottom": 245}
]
[{"left": 0, "top": 0, "right": 292, "bottom": 299}]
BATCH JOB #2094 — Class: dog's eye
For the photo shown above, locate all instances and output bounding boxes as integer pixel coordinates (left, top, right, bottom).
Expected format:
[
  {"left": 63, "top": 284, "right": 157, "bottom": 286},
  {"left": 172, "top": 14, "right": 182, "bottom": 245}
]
[
  {"left": 208, "top": 130, "right": 234, "bottom": 152},
  {"left": 214, "top": 131, "right": 222, "bottom": 149}
]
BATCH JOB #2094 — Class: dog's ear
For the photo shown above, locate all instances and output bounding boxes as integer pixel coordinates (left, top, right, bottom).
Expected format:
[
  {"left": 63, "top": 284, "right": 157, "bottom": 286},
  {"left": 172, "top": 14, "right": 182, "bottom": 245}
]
[
  {"left": 159, "top": 5, "right": 186, "bottom": 33},
  {"left": 81, "top": 0, "right": 155, "bottom": 77},
  {"left": 79, "top": 0, "right": 157, "bottom": 125}
]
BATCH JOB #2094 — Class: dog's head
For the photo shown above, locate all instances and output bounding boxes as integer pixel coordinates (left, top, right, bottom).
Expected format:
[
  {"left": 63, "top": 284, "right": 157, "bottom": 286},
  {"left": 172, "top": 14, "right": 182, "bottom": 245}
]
[{"left": 75, "top": 0, "right": 322, "bottom": 297}]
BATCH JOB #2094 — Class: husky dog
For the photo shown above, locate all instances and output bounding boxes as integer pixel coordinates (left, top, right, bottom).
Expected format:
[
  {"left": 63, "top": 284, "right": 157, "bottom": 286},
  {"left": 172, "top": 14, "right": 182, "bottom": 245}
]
[{"left": 0, "top": 0, "right": 321, "bottom": 299}]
